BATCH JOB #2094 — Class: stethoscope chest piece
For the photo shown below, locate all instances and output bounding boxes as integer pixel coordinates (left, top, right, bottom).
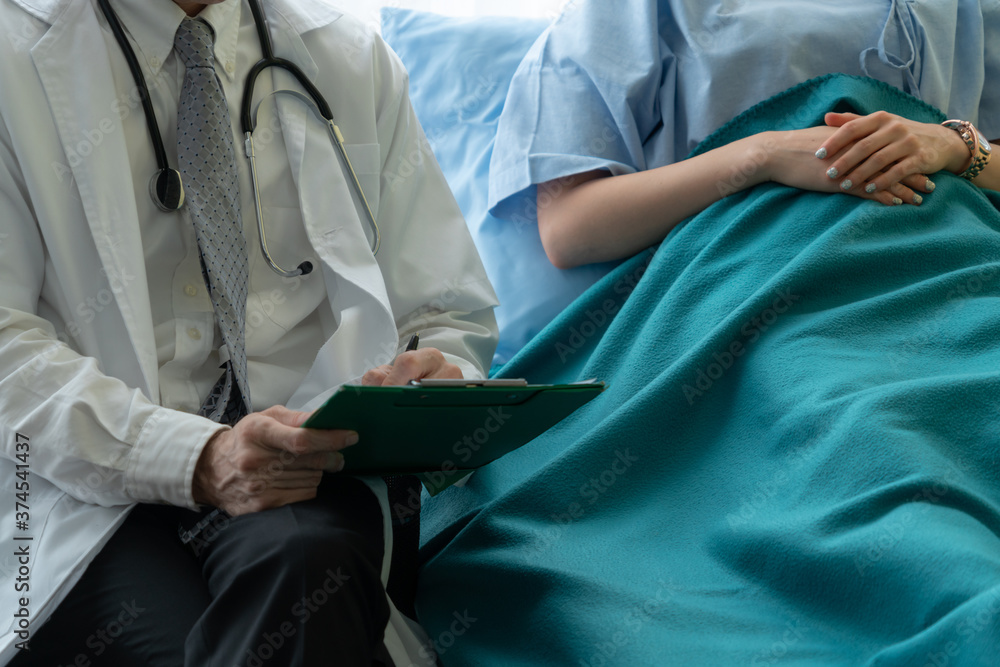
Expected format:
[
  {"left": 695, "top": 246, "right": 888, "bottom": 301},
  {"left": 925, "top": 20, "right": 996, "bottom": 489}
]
[
  {"left": 149, "top": 168, "right": 185, "bottom": 212},
  {"left": 102, "top": 0, "right": 377, "bottom": 275}
]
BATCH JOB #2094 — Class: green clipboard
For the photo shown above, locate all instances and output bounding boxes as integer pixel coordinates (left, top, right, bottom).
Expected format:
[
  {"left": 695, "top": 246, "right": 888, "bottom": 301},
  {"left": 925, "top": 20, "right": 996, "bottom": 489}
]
[{"left": 301, "top": 380, "right": 604, "bottom": 493}]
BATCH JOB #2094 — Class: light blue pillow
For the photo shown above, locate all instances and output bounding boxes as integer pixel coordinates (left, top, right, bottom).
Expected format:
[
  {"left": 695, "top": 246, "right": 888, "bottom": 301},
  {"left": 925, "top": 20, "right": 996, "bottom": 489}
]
[{"left": 380, "top": 8, "right": 620, "bottom": 367}]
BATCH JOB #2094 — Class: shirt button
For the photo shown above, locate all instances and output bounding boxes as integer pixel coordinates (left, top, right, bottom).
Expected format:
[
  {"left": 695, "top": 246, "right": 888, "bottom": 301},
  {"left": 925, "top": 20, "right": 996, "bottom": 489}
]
[
  {"left": 184, "top": 284, "right": 198, "bottom": 297},
  {"left": 150, "top": 56, "right": 161, "bottom": 69},
  {"left": 187, "top": 327, "right": 202, "bottom": 341},
  {"left": 225, "top": 61, "right": 235, "bottom": 74}
]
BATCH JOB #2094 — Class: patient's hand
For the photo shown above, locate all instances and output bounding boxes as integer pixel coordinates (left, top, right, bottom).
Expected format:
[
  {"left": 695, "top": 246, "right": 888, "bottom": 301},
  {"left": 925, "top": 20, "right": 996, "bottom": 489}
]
[
  {"left": 361, "top": 347, "right": 462, "bottom": 386},
  {"left": 816, "top": 111, "right": 970, "bottom": 203},
  {"left": 764, "top": 126, "right": 930, "bottom": 206},
  {"left": 192, "top": 405, "right": 358, "bottom": 516}
]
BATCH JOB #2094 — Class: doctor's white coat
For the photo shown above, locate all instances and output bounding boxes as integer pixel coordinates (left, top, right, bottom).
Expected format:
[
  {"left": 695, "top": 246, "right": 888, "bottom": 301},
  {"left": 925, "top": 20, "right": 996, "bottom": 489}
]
[{"left": 0, "top": 0, "right": 499, "bottom": 662}]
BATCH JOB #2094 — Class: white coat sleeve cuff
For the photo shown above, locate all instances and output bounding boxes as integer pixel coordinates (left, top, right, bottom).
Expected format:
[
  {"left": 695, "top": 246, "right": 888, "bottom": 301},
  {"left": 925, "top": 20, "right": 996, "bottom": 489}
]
[
  {"left": 125, "top": 408, "right": 229, "bottom": 509},
  {"left": 440, "top": 352, "right": 486, "bottom": 382}
]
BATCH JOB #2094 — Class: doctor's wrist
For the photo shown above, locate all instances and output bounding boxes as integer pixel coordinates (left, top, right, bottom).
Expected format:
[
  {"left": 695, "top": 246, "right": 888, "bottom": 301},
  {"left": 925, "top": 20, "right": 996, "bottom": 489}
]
[{"left": 192, "top": 428, "right": 230, "bottom": 508}]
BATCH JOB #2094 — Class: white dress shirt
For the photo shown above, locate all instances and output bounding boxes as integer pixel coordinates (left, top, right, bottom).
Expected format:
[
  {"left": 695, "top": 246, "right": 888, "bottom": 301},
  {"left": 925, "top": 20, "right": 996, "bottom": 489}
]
[{"left": 105, "top": 0, "right": 331, "bottom": 413}]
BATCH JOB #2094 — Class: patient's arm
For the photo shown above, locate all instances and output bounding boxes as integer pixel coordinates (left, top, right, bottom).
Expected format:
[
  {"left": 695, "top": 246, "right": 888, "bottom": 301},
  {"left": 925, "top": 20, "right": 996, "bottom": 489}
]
[
  {"left": 537, "top": 126, "right": 931, "bottom": 269},
  {"left": 987, "top": 142, "right": 1000, "bottom": 192}
]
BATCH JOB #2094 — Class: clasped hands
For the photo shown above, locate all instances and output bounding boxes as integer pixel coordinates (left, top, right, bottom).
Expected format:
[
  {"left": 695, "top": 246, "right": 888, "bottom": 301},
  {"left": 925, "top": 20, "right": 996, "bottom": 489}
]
[
  {"left": 192, "top": 347, "right": 461, "bottom": 516},
  {"left": 763, "top": 110, "right": 972, "bottom": 206}
]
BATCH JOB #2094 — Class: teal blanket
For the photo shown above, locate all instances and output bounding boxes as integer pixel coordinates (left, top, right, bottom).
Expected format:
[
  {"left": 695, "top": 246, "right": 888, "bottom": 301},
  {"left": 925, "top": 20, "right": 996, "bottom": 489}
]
[{"left": 417, "top": 75, "right": 1000, "bottom": 665}]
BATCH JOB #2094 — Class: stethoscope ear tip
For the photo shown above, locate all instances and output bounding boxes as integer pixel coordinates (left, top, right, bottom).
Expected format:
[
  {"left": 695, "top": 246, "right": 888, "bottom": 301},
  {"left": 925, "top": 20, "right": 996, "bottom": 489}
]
[
  {"left": 150, "top": 169, "right": 185, "bottom": 212},
  {"left": 298, "top": 261, "right": 314, "bottom": 276}
]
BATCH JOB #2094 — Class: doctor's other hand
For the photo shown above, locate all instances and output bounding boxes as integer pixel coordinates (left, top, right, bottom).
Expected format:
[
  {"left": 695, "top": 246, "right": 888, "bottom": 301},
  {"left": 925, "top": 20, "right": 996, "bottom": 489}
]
[
  {"left": 361, "top": 347, "right": 463, "bottom": 386},
  {"left": 816, "top": 111, "right": 969, "bottom": 202},
  {"left": 192, "top": 405, "right": 358, "bottom": 516}
]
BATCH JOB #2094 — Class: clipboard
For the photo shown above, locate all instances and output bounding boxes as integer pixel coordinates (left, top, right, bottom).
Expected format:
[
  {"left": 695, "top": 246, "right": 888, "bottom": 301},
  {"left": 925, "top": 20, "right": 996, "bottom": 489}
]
[{"left": 301, "top": 380, "right": 604, "bottom": 492}]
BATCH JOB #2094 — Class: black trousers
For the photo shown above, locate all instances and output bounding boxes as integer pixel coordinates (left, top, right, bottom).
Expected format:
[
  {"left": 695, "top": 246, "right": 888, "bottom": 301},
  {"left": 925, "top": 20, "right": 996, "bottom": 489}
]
[{"left": 11, "top": 475, "right": 390, "bottom": 666}]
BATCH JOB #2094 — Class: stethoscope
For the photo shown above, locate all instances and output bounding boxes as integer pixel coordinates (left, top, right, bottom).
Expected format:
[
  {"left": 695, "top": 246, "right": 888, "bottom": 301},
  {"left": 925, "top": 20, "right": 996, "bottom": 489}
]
[{"left": 96, "top": 0, "right": 381, "bottom": 278}]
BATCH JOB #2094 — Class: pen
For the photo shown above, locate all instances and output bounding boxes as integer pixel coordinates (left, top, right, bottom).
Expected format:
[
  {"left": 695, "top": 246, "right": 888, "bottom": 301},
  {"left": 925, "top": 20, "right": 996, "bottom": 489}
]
[{"left": 404, "top": 333, "right": 421, "bottom": 386}]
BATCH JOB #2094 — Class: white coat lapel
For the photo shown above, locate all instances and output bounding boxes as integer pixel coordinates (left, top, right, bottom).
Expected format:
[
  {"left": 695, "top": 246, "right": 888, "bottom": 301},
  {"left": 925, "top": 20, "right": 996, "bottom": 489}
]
[
  {"left": 267, "top": 12, "right": 394, "bottom": 305},
  {"left": 29, "top": 0, "right": 159, "bottom": 400},
  {"left": 263, "top": 14, "right": 399, "bottom": 409}
]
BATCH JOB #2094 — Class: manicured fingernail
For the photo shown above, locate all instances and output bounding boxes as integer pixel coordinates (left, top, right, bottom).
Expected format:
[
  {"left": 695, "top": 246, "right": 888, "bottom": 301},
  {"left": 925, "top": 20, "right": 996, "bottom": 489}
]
[
  {"left": 892, "top": 197, "right": 903, "bottom": 206},
  {"left": 335, "top": 455, "right": 346, "bottom": 472},
  {"left": 865, "top": 183, "right": 877, "bottom": 194},
  {"left": 345, "top": 432, "right": 359, "bottom": 446},
  {"left": 840, "top": 180, "right": 853, "bottom": 191},
  {"left": 913, "top": 194, "right": 923, "bottom": 205},
  {"left": 815, "top": 147, "right": 828, "bottom": 159},
  {"left": 925, "top": 179, "right": 935, "bottom": 192},
  {"left": 827, "top": 167, "right": 839, "bottom": 179}
]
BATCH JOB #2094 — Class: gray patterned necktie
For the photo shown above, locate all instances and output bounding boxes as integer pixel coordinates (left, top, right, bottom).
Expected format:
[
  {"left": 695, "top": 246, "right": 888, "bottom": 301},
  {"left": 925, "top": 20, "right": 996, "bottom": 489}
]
[{"left": 175, "top": 17, "right": 251, "bottom": 423}]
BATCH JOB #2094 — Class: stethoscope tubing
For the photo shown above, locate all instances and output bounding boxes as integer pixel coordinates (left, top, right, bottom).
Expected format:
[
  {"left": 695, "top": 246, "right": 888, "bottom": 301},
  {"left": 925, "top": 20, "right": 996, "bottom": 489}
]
[
  {"left": 97, "top": 0, "right": 186, "bottom": 212},
  {"left": 96, "top": 0, "right": 381, "bottom": 277}
]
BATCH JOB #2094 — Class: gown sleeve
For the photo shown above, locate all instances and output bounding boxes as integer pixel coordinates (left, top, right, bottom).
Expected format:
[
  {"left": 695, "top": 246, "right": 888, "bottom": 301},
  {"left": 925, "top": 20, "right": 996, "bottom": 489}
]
[{"left": 487, "top": 0, "right": 675, "bottom": 218}]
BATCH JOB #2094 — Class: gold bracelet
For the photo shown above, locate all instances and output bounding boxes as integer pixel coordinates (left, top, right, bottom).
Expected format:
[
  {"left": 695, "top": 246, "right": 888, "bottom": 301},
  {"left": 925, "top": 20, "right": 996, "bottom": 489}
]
[{"left": 941, "top": 120, "right": 992, "bottom": 180}]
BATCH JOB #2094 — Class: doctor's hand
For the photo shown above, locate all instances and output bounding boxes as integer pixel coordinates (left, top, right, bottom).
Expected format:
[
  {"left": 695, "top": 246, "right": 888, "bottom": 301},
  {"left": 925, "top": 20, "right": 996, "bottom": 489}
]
[
  {"left": 192, "top": 405, "right": 358, "bottom": 516},
  {"left": 361, "top": 347, "right": 463, "bottom": 386}
]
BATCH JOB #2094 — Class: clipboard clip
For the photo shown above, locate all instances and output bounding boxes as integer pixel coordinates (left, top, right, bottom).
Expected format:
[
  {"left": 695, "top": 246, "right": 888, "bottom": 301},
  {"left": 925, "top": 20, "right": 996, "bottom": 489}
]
[{"left": 407, "top": 378, "right": 530, "bottom": 387}]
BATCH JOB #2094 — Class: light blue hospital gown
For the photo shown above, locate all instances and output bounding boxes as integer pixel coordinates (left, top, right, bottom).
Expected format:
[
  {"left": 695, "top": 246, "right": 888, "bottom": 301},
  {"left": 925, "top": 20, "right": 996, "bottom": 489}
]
[{"left": 489, "top": 0, "right": 1000, "bottom": 216}]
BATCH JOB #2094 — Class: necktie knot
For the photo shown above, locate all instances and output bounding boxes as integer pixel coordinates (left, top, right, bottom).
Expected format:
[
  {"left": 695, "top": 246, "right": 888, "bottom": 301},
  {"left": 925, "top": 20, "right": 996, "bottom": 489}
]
[{"left": 175, "top": 17, "right": 217, "bottom": 70}]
